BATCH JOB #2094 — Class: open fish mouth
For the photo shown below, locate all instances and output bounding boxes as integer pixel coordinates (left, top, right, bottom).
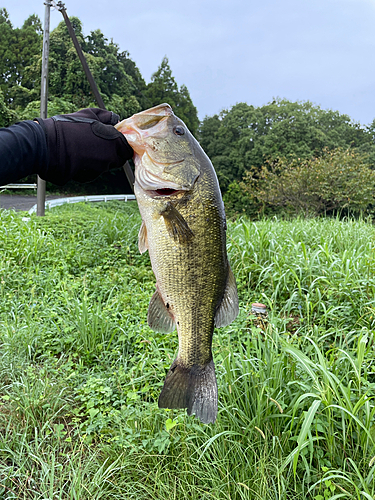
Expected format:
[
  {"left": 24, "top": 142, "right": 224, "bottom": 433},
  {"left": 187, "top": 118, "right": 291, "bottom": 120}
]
[{"left": 147, "top": 188, "right": 185, "bottom": 198}]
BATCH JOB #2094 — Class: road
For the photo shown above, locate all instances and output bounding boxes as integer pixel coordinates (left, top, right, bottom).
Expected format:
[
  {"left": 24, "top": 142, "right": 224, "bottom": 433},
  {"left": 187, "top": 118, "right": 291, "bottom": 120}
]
[{"left": 0, "top": 194, "right": 65, "bottom": 212}]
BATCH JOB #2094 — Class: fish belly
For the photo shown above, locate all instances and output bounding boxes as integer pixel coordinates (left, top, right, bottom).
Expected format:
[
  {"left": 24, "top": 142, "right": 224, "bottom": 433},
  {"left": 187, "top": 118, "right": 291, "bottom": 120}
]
[{"left": 140, "top": 186, "right": 227, "bottom": 423}]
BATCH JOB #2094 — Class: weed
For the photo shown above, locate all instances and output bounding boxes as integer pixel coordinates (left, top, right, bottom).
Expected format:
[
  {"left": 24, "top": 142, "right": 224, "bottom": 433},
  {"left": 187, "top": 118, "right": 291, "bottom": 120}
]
[{"left": 0, "top": 203, "right": 374, "bottom": 498}]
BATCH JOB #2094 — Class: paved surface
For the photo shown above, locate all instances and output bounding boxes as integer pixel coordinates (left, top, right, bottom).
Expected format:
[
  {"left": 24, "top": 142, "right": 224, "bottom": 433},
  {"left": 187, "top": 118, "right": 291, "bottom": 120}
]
[{"left": 0, "top": 194, "right": 65, "bottom": 212}]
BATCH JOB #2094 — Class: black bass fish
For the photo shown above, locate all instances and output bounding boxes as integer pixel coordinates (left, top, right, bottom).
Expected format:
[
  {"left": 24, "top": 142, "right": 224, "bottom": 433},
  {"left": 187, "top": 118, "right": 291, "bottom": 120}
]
[{"left": 116, "top": 104, "right": 238, "bottom": 423}]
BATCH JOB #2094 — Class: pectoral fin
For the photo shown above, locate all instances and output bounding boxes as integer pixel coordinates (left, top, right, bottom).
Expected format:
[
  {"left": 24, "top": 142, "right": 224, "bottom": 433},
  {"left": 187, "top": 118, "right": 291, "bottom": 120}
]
[
  {"left": 138, "top": 221, "right": 149, "bottom": 254},
  {"left": 147, "top": 289, "right": 176, "bottom": 333},
  {"left": 161, "top": 203, "right": 194, "bottom": 244},
  {"left": 215, "top": 266, "right": 239, "bottom": 328}
]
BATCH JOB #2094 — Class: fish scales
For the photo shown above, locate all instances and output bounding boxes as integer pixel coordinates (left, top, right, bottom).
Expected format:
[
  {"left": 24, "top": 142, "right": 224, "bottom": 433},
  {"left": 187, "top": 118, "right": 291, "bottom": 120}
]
[
  {"left": 116, "top": 103, "right": 239, "bottom": 423},
  {"left": 144, "top": 173, "right": 227, "bottom": 366}
]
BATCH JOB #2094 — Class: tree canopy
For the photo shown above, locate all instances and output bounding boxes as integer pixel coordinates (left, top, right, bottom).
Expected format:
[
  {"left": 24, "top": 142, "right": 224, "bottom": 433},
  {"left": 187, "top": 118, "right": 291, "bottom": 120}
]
[
  {"left": 0, "top": 9, "right": 199, "bottom": 129},
  {"left": 199, "top": 99, "right": 375, "bottom": 192},
  {"left": 0, "top": 9, "right": 42, "bottom": 108},
  {"left": 144, "top": 57, "right": 199, "bottom": 135},
  {"left": 3, "top": 8, "right": 375, "bottom": 205}
]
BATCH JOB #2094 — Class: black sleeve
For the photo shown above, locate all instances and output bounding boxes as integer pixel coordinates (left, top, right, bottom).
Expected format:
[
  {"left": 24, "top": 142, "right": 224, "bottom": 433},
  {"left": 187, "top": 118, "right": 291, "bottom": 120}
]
[{"left": 0, "top": 120, "right": 48, "bottom": 185}]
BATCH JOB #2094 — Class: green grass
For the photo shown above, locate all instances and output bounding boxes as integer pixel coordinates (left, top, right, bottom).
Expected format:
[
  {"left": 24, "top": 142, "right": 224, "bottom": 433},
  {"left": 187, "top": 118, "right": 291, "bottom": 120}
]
[{"left": 1, "top": 202, "right": 375, "bottom": 499}]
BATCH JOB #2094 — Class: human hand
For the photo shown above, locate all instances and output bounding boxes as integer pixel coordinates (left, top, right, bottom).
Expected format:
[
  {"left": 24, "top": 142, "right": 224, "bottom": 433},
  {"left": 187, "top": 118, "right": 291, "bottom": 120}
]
[{"left": 35, "top": 108, "right": 133, "bottom": 185}]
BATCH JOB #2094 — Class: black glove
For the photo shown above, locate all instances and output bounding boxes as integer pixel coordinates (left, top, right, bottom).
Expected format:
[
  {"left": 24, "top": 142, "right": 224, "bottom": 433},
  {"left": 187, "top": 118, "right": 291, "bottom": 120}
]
[{"left": 35, "top": 108, "right": 133, "bottom": 185}]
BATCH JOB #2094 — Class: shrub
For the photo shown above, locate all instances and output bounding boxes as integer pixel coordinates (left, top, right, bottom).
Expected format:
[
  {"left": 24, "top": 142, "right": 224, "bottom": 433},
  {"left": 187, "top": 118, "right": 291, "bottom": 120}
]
[
  {"left": 223, "top": 179, "right": 257, "bottom": 218},
  {"left": 238, "top": 148, "right": 375, "bottom": 217}
]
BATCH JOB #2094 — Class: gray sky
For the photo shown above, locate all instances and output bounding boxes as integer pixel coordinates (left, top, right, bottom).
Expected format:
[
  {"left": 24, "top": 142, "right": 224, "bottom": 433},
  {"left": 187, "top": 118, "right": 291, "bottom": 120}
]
[{"left": 2, "top": 0, "right": 375, "bottom": 124}]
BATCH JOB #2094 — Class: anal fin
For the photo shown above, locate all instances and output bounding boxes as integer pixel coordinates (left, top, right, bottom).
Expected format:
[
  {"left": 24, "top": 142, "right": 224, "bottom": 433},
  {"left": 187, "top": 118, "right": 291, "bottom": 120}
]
[
  {"left": 215, "top": 266, "right": 239, "bottom": 328},
  {"left": 161, "top": 203, "right": 194, "bottom": 244},
  {"left": 147, "top": 289, "right": 175, "bottom": 333}
]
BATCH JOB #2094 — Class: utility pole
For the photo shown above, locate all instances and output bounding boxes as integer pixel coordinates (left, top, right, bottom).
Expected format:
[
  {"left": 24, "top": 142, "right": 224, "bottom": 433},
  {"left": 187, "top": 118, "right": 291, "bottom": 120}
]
[{"left": 37, "top": 0, "right": 52, "bottom": 216}]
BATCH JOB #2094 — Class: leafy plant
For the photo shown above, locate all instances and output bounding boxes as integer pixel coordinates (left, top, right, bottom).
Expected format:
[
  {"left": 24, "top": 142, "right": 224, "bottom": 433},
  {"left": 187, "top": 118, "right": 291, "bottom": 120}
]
[
  {"left": 237, "top": 148, "right": 375, "bottom": 217},
  {"left": 199, "top": 99, "right": 375, "bottom": 193},
  {"left": 1, "top": 202, "right": 375, "bottom": 498}
]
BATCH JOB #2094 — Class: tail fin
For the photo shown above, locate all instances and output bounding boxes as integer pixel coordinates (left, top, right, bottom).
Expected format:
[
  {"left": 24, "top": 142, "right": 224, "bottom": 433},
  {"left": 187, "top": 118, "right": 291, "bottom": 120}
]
[{"left": 158, "top": 359, "right": 218, "bottom": 424}]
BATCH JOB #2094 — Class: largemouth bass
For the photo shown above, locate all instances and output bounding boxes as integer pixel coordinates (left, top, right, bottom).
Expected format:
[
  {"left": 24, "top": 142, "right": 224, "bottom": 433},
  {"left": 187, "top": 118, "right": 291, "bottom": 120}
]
[{"left": 116, "top": 103, "right": 238, "bottom": 423}]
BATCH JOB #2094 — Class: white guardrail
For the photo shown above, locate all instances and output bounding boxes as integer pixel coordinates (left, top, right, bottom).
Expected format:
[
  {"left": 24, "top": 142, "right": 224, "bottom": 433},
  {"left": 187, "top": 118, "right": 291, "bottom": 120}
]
[
  {"left": 0, "top": 183, "right": 37, "bottom": 189},
  {"left": 28, "top": 194, "right": 136, "bottom": 215}
]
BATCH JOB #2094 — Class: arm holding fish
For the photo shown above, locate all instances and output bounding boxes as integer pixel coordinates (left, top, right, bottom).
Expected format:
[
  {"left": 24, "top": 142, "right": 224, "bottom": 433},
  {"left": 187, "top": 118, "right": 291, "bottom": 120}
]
[{"left": 0, "top": 108, "right": 133, "bottom": 186}]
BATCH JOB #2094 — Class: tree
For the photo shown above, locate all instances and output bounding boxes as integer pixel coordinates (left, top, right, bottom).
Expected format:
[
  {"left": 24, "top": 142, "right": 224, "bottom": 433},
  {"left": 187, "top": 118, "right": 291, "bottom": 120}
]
[
  {"left": 47, "top": 18, "right": 95, "bottom": 107},
  {"left": 0, "top": 13, "right": 150, "bottom": 120},
  {"left": 0, "top": 10, "right": 42, "bottom": 105},
  {"left": 1, "top": 11, "right": 198, "bottom": 128},
  {"left": 199, "top": 99, "right": 375, "bottom": 192},
  {"left": 117, "top": 49, "right": 148, "bottom": 109},
  {"left": 42, "top": 20, "right": 147, "bottom": 117},
  {"left": 0, "top": 8, "right": 17, "bottom": 96},
  {"left": 0, "top": 89, "right": 17, "bottom": 126},
  {"left": 145, "top": 57, "right": 199, "bottom": 135},
  {"left": 175, "top": 84, "right": 199, "bottom": 137},
  {"left": 18, "top": 96, "right": 77, "bottom": 121},
  {"left": 0, "top": 10, "right": 200, "bottom": 196},
  {"left": 145, "top": 56, "right": 178, "bottom": 103},
  {"left": 84, "top": 28, "right": 147, "bottom": 116}
]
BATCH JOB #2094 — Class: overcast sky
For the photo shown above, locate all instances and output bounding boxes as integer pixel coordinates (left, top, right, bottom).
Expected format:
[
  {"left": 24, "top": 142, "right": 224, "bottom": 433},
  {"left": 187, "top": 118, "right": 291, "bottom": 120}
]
[{"left": 2, "top": 0, "right": 375, "bottom": 124}]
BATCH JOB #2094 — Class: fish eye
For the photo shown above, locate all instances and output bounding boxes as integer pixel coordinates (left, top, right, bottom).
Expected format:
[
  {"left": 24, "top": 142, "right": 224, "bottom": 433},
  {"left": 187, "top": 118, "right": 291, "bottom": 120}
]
[{"left": 173, "top": 125, "right": 185, "bottom": 136}]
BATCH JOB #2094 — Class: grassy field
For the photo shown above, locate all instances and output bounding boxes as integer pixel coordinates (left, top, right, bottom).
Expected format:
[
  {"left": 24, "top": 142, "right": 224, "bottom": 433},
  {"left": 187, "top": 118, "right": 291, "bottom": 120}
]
[{"left": 0, "top": 201, "right": 375, "bottom": 499}]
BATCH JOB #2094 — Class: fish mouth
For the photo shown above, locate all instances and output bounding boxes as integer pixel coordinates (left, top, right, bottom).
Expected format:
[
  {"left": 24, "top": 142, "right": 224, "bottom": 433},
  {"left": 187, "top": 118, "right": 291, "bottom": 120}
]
[{"left": 147, "top": 188, "right": 185, "bottom": 198}]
